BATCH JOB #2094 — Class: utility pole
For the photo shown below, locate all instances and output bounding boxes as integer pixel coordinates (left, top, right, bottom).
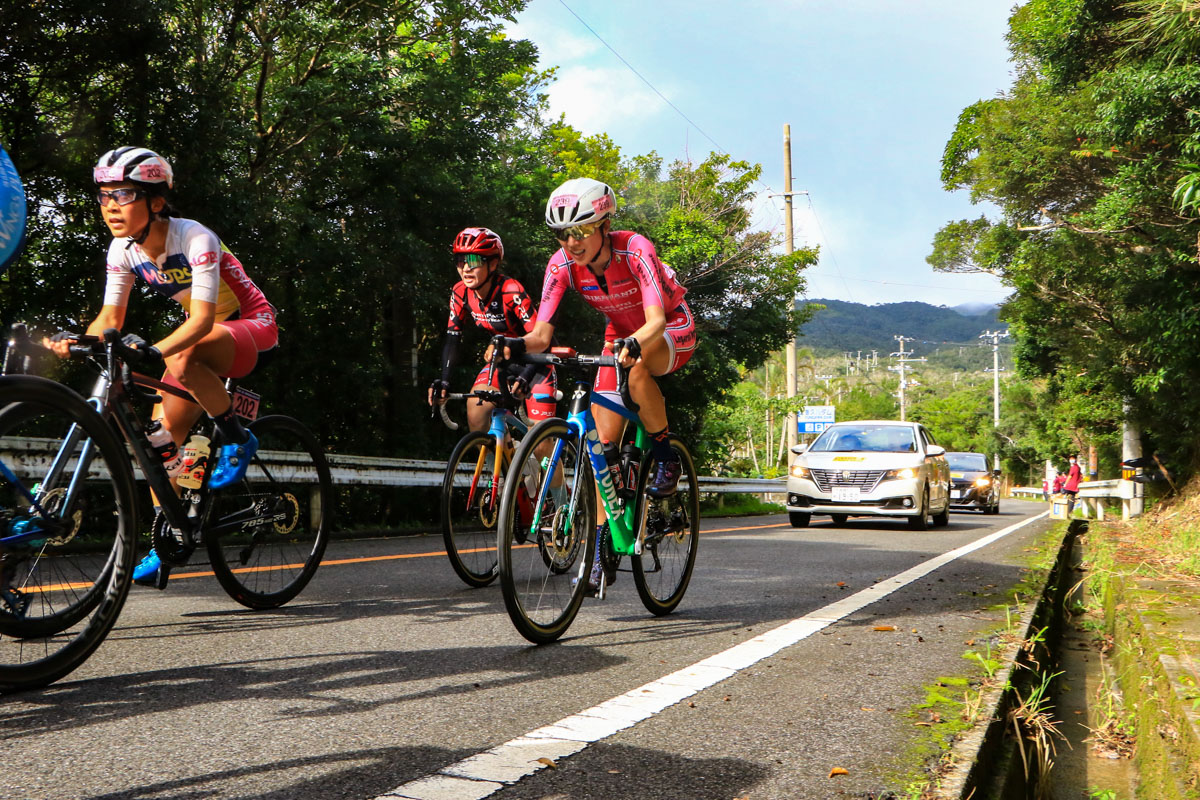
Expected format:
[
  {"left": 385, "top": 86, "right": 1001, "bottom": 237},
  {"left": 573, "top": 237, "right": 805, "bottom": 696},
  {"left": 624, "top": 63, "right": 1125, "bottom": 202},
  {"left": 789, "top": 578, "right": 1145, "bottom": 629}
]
[
  {"left": 773, "top": 124, "right": 808, "bottom": 466},
  {"left": 980, "top": 329, "right": 1009, "bottom": 471},
  {"left": 888, "top": 335, "right": 926, "bottom": 421}
]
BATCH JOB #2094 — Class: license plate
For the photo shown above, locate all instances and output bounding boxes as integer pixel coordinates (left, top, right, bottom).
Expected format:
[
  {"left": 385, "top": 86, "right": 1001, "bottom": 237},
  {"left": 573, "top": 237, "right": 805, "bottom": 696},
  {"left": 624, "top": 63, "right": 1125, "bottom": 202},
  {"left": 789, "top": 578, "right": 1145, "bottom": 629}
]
[
  {"left": 832, "top": 486, "right": 860, "bottom": 503},
  {"left": 232, "top": 386, "right": 261, "bottom": 421},
  {"left": 951, "top": 489, "right": 963, "bottom": 499}
]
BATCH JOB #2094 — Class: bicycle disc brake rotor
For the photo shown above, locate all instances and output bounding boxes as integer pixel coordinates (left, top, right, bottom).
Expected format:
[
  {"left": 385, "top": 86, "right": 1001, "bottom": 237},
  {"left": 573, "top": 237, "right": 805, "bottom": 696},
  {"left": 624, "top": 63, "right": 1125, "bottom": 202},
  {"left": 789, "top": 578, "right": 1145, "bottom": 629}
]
[
  {"left": 542, "top": 505, "right": 579, "bottom": 570},
  {"left": 39, "top": 488, "right": 83, "bottom": 546},
  {"left": 272, "top": 492, "right": 301, "bottom": 535}
]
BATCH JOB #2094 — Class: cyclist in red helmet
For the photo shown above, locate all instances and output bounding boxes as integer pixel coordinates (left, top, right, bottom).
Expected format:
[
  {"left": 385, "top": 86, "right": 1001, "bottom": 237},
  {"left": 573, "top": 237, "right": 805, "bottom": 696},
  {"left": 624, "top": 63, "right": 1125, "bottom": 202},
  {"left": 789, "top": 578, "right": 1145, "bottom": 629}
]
[
  {"left": 428, "top": 227, "right": 556, "bottom": 429},
  {"left": 44, "top": 146, "right": 278, "bottom": 589}
]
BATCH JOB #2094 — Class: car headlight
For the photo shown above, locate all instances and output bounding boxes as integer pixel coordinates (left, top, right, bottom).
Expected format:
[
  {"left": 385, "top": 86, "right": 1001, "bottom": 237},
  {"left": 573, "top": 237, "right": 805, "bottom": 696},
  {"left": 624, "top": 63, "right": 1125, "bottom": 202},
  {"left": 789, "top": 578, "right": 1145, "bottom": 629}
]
[
  {"left": 885, "top": 467, "right": 916, "bottom": 480},
  {"left": 790, "top": 464, "right": 810, "bottom": 479},
  {"left": 974, "top": 477, "right": 991, "bottom": 487}
]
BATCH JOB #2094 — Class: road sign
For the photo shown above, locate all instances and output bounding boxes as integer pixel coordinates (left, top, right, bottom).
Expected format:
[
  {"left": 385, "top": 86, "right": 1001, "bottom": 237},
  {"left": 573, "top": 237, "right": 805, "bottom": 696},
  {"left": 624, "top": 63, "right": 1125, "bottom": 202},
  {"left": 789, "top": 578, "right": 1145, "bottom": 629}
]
[
  {"left": 797, "top": 405, "right": 835, "bottom": 423},
  {"left": 800, "top": 421, "right": 830, "bottom": 434}
]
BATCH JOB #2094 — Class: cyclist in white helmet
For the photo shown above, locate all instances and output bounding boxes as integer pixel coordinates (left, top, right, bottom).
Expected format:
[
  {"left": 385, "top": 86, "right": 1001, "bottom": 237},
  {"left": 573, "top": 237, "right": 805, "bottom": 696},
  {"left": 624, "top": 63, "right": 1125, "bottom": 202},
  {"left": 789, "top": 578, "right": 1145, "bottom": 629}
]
[
  {"left": 504, "top": 177, "right": 697, "bottom": 591},
  {"left": 43, "top": 146, "right": 278, "bottom": 589}
]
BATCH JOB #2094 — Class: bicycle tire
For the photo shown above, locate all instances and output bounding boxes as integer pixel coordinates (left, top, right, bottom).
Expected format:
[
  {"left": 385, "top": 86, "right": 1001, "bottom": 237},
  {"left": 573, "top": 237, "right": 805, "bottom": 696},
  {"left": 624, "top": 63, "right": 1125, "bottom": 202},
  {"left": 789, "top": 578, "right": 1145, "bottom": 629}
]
[
  {"left": 497, "top": 418, "right": 593, "bottom": 644},
  {"left": 441, "top": 431, "right": 501, "bottom": 587},
  {"left": 631, "top": 436, "right": 699, "bottom": 616},
  {"left": 0, "top": 375, "right": 137, "bottom": 693},
  {"left": 206, "top": 414, "right": 332, "bottom": 609}
]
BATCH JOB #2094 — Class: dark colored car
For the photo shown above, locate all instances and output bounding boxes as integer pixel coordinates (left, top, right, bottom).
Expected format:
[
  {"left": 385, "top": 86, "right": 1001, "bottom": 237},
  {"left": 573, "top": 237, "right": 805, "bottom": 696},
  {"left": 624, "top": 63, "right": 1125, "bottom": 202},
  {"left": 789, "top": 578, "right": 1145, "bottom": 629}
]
[{"left": 946, "top": 452, "right": 1000, "bottom": 514}]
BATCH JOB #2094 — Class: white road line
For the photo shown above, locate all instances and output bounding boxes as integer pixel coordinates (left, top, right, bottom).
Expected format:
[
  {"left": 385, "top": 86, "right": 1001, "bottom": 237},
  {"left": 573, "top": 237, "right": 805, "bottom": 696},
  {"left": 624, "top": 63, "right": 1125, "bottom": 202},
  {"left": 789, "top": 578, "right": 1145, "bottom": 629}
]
[{"left": 373, "top": 511, "right": 1049, "bottom": 800}]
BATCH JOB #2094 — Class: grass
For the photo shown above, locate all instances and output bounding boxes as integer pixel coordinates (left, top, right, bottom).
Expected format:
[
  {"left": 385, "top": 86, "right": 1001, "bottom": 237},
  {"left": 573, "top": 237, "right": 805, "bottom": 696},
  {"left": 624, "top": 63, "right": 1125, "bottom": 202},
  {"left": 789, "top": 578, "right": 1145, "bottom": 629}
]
[{"left": 698, "top": 492, "right": 784, "bottom": 518}]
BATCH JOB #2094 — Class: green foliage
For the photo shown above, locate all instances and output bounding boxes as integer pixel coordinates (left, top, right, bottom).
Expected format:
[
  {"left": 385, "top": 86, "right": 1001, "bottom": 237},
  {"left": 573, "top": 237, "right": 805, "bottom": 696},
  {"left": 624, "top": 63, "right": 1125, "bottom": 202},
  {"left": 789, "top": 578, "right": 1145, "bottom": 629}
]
[
  {"left": 0, "top": 1, "right": 816, "bottom": 528},
  {"left": 932, "top": 0, "right": 1200, "bottom": 476}
]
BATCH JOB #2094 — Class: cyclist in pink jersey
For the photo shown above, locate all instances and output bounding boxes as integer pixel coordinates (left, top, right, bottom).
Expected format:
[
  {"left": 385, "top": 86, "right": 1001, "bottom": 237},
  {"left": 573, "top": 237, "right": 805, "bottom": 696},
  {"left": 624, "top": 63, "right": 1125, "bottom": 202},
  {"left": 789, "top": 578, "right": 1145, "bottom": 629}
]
[
  {"left": 507, "top": 178, "right": 696, "bottom": 503},
  {"left": 44, "top": 147, "right": 278, "bottom": 588}
]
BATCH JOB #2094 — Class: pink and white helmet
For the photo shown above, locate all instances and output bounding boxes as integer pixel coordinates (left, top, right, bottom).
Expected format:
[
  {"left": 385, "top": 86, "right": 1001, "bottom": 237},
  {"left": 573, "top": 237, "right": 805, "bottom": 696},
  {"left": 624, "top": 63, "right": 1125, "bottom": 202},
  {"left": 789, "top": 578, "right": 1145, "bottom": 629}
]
[
  {"left": 544, "top": 177, "right": 617, "bottom": 228},
  {"left": 93, "top": 147, "right": 174, "bottom": 188}
]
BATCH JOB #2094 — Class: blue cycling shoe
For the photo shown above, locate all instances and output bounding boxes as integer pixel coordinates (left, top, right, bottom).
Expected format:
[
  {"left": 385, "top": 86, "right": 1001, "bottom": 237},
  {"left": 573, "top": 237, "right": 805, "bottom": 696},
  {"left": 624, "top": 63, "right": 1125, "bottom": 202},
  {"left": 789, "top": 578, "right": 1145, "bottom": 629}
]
[
  {"left": 208, "top": 431, "right": 258, "bottom": 490},
  {"left": 132, "top": 549, "right": 171, "bottom": 590}
]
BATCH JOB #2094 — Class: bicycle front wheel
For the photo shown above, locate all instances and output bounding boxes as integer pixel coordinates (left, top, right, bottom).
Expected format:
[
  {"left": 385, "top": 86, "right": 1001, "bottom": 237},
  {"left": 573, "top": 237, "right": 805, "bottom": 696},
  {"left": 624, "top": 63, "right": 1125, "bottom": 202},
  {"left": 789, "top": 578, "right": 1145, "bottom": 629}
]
[
  {"left": 441, "top": 431, "right": 501, "bottom": 587},
  {"left": 206, "top": 415, "right": 332, "bottom": 609},
  {"left": 0, "top": 375, "right": 137, "bottom": 693},
  {"left": 497, "top": 418, "right": 593, "bottom": 644},
  {"left": 632, "top": 436, "right": 699, "bottom": 616}
]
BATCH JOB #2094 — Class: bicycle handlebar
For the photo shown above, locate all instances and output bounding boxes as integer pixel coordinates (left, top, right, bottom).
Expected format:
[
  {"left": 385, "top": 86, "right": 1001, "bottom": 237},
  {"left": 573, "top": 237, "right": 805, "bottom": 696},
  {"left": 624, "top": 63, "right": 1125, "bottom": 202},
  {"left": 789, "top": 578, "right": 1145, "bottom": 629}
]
[{"left": 515, "top": 345, "right": 637, "bottom": 414}]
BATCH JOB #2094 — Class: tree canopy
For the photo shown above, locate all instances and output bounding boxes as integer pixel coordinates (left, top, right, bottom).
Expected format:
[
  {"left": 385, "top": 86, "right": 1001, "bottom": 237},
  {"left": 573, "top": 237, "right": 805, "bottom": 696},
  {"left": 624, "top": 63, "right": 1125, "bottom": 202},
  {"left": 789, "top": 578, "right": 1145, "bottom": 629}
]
[
  {"left": 0, "top": 0, "right": 814, "bottom": 507},
  {"left": 930, "top": 0, "right": 1200, "bottom": 474}
]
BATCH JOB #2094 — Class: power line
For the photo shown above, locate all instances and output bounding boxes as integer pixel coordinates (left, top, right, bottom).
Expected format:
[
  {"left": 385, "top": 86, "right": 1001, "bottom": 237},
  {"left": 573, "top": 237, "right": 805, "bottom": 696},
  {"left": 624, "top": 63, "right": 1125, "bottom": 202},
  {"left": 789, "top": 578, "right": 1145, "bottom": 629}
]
[
  {"left": 554, "top": 0, "right": 785, "bottom": 233},
  {"left": 555, "top": 0, "right": 724, "bottom": 156}
]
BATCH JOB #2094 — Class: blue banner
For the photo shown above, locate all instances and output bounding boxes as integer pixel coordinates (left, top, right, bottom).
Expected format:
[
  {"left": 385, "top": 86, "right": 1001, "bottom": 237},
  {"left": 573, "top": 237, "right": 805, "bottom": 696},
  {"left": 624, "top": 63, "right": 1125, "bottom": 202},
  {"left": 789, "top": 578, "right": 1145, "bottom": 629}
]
[{"left": 0, "top": 146, "right": 27, "bottom": 277}]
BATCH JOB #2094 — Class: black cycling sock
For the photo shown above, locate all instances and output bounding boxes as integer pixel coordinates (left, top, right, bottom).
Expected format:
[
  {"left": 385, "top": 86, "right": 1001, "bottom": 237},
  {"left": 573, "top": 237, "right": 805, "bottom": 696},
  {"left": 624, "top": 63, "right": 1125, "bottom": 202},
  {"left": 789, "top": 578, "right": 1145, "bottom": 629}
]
[
  {"left": 212, "top": 406, "right": 248, "bottom": 444},
  {"left": 648, "top": 427, "right": 677, "bottom": 463}
]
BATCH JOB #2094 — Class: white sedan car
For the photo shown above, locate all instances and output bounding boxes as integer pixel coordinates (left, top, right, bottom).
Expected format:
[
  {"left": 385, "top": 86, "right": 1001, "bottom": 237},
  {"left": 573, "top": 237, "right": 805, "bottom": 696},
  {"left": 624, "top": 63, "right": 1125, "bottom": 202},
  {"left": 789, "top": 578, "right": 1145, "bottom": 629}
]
[{"left": 786, "top": 420, "right": 951, "bottom": 530}]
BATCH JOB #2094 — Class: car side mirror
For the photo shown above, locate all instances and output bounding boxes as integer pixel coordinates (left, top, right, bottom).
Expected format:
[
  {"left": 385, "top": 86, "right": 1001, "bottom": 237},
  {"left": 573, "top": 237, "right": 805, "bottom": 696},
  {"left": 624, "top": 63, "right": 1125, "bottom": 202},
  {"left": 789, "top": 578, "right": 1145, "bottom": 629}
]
[
  {"left": 925, "top": 444, "right": 945, "bottom": 457},
  {"left": 790, "top": 443, "right": 808, "bottom": 455}
]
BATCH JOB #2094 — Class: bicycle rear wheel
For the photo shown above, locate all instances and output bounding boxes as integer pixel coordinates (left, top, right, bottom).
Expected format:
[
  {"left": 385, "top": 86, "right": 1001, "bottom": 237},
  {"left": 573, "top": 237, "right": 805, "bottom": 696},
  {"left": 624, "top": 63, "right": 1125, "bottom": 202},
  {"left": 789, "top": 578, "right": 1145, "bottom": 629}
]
[
  {"left": 0, "top": 375, "right": 137, "bottom": 693},
  {"left": 206, "top": 415, "right": 332, "bottom": 609},
  {"left": 632, "top": 436, "right": 699, "bottom": 616},
  {"left": 441, "top": 431, "right": 501, "bottom": 587},
  {"left": 497, "top": 418, "right": 593, "bottom": 644}
]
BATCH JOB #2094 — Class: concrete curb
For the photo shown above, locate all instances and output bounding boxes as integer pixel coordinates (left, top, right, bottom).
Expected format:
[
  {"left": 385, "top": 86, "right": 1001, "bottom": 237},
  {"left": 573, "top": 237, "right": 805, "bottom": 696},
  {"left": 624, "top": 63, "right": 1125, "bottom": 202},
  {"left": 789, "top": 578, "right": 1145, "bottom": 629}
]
[{"left": 930, "top": 519, "right": 1085, "bottom": 799}]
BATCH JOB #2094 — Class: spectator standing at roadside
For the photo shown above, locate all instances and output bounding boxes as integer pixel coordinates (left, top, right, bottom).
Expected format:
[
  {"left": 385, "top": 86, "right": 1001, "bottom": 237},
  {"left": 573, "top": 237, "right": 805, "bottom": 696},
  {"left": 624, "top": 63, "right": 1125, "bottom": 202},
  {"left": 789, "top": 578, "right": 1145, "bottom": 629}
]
[
  {"left": 1042, "top": 476, "right": 1050, "bottom": 501},
  {"left": 1063, "top": 456, "right": 1083, "bottom": 514},
  {"left": 1052, "top": 471, "right": 1065, "bottom": 494}
]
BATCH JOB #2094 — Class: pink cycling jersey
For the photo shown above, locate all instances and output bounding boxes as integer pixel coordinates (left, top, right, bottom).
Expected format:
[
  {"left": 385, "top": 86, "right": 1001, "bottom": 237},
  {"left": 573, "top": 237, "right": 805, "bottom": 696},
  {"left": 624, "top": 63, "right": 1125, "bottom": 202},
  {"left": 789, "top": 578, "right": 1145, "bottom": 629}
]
[
  {"left": 537, "top": 230, "right": 686, "bottom": 337},
  {"left": 102, "top": 217, "right": 272, "bottom": 321}
]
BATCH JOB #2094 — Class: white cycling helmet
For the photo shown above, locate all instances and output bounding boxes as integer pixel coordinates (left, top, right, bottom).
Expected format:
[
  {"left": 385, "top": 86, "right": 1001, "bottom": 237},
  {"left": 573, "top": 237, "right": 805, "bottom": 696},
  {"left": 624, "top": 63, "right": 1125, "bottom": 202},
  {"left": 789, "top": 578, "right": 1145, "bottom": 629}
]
[
  {"left": 93, "top": 147, "right": 174, "bottom": 189},
  {"left": 544, "top": 177, "right": 617, "bottom": 228}
]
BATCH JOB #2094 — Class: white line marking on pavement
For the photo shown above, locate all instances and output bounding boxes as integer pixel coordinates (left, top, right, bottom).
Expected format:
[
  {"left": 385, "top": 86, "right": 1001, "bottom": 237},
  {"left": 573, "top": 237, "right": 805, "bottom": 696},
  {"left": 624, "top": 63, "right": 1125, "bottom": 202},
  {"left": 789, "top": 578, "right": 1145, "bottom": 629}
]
[{"left": 373, "top": 511, "right": 1049, "bottom": 800}]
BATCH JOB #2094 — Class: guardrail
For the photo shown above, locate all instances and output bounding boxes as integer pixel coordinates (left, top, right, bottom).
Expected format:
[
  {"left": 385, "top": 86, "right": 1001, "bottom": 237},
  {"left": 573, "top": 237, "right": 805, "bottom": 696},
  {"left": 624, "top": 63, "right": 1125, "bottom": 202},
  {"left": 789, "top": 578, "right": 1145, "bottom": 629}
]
[
  {"left": 1011, "top": 479, "right": 1141, "bottom": 520},
  {"left": 2, "top": 438, "right": 787, "bottom": 496}
]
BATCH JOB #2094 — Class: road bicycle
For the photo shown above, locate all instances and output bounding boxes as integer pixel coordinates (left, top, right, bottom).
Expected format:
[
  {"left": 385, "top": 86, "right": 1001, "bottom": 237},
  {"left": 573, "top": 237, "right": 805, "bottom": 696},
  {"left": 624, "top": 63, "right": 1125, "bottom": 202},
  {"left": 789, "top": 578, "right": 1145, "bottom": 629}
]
[
  {"left": 436, "top": 384, "right": 531, "bottom": 588},
  {"left": 0, "top": 326, "right": 332, "bottom": 692},
  {"left": 495, "top": 345, "right": 699, "bottom": 644},
  {"left": 435, "top": 346, "right": 562, "bottom": 588}
]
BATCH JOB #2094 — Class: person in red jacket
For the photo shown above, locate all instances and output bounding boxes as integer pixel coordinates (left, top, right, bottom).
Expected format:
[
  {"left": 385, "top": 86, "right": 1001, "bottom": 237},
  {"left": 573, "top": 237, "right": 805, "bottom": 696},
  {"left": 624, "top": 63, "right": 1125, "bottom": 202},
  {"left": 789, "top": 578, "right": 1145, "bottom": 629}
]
[{"left": 1063, "top": 455, "right": 1083, "bottom": 514}]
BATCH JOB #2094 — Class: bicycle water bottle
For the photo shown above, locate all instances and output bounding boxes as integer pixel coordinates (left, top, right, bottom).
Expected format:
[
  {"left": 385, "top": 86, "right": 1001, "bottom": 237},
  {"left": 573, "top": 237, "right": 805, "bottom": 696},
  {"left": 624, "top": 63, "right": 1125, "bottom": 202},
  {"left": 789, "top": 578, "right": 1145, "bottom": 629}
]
[
  {"left": 177, "top": 434, "right": 211, "bottom": 489},
  {"left": 146, "top": 420, "right": 184, "bottom": 477},
  {"left": 601, "top": 440, "right": 623, "bottom": 491},
  {"left": 619, "top": 441, "right": 640, "bottom": 499}
]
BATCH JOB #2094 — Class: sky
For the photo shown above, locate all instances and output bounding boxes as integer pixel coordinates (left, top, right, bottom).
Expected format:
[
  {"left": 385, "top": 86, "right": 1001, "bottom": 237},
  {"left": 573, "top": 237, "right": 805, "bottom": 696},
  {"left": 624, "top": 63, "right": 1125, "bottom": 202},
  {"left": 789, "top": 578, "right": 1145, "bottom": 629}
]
[{"left": 508, "top": 0, "right": 1019, "bottom": 308}]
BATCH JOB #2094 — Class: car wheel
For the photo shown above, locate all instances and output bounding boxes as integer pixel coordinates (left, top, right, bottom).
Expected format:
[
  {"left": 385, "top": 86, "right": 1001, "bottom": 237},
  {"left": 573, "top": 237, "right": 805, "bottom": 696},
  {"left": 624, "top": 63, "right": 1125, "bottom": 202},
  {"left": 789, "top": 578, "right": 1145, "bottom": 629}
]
[
  {"left": 932, "top": 496, "right": 950, "bottom": 527},
  {"left": 831, "top": 513, "right": 849, "bottom": 527},
  {"left": 907, "top": 488, "right": 930, "bottom": 531},
  {"left": 990, "top": 501, "right": 1001, "bottom": 515},
  {"left": 789, "top": 512, "right": 810, "bottom": 528}
]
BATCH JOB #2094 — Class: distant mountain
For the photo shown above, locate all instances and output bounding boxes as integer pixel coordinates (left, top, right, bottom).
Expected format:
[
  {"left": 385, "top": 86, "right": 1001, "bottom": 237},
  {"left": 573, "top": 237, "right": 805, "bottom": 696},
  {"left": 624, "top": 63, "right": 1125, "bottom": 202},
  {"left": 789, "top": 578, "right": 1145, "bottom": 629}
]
[
  {"left": 951, "top": 301, "right": 1000, "bottom": 317},
  {"left": 796, "top": 299, "right": 1003, "bottom": 355}
]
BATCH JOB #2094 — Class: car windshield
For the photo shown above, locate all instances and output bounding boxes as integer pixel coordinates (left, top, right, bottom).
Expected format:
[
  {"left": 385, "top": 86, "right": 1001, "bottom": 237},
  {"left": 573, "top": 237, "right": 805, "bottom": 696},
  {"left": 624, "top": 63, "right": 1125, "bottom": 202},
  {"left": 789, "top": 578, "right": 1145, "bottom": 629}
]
[
  {"left": 808, "top": 424, "right": 917, "bottom": 453},
  {"left": 946, "top": 453, "right": 988, "bottom": 471}
]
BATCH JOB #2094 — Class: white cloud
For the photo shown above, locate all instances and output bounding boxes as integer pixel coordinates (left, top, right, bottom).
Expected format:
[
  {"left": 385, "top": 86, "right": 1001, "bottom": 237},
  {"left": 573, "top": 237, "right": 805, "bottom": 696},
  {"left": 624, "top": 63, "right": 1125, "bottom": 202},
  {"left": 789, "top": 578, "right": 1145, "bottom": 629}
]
[{"left": 542, "top": 65, "right": 666, "bottom": 138}]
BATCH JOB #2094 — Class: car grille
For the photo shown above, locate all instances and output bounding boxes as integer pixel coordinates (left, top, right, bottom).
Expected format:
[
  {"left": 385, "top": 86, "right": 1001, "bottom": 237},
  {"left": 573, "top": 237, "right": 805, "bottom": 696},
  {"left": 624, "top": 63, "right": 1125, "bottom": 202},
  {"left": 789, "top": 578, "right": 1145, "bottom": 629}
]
[{"left": 810, "top": 469, "right": 887, "bottom": 493}]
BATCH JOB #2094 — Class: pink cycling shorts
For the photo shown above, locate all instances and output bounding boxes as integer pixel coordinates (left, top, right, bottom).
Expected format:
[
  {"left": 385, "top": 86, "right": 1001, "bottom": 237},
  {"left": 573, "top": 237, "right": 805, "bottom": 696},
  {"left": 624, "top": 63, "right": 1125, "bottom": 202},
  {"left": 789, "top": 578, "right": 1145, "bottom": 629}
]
[
  {"left": 593, "top": 301, "right": 696, "bottom": 401},
  {"left": 471, "top": 363, "right": 558, "bottom": 422},
  {"left": 162, "top": 306, "right": 278, "bottom": 394}
]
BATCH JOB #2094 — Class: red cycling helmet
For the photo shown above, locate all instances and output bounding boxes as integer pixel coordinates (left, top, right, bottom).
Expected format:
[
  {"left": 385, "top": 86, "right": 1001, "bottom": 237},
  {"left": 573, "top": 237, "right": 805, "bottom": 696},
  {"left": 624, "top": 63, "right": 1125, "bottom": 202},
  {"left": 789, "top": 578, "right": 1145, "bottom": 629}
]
[{"left": 452, "top": 227, "right": 504, "bottom": 260}]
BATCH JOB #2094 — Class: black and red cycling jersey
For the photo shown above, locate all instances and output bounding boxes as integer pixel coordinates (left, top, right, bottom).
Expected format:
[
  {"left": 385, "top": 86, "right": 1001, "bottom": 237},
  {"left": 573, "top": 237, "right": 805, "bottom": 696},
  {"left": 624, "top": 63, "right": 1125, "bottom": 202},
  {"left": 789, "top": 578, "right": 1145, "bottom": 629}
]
[
  {"left": 438, "top": 274, "right": 549, "bottom": 394},
  {"left": 446, "top": 274, "right": 535, "bottom": 337}
]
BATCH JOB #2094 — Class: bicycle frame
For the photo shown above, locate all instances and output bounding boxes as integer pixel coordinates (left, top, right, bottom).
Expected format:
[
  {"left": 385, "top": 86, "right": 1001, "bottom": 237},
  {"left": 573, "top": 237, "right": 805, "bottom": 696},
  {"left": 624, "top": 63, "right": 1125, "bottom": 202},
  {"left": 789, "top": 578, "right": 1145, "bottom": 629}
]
[
  {"left": 467, "top": 406, "right": 528, "bottom": 519},
  {"left": 531, "top": 381, "right": 647, "bottom": 557}
]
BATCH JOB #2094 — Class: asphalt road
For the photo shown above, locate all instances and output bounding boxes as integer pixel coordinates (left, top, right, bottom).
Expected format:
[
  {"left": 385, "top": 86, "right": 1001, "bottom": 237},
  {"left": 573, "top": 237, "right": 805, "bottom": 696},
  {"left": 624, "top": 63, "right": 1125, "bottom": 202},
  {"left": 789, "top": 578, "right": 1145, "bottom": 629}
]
[{"left": 1, "top": 500, "right": 1053, "bottom": 800}]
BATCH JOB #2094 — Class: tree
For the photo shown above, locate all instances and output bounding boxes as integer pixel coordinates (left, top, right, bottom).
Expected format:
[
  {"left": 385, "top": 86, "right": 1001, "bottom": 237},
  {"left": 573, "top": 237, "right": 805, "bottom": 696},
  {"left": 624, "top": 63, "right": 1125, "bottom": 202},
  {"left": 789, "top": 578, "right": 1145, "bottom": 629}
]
[{"left": 930, "top": 0, "right": 1200, "bottom": 474}]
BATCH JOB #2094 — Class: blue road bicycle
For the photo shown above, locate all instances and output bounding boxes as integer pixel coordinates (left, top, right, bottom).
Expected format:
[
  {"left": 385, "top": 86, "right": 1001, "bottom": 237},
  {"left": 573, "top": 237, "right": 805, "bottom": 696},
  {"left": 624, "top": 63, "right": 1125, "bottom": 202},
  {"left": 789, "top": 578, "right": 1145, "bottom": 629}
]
[{"left": 496, "top": 346, "right": 699, "bottom": 643}]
